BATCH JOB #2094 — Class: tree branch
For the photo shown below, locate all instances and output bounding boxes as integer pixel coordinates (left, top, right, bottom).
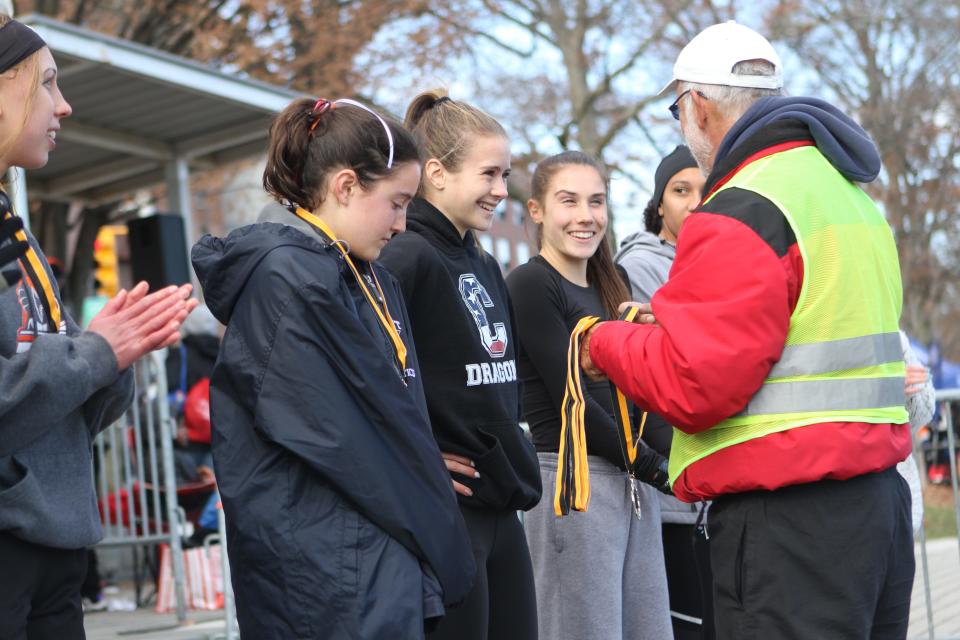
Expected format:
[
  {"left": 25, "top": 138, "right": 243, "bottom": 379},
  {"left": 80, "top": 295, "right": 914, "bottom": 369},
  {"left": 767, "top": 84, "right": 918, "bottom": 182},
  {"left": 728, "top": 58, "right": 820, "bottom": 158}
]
[{"left": 422, "top": 7, "right": 537, "bottom": 57}]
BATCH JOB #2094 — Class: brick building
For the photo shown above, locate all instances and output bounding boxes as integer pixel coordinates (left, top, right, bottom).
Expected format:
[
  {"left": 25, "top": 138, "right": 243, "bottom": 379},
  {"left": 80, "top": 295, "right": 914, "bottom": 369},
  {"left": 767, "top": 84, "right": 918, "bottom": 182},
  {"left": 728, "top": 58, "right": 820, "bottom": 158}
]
[{"left": 476, "top": 198, "right": 537, "bottom": 273}]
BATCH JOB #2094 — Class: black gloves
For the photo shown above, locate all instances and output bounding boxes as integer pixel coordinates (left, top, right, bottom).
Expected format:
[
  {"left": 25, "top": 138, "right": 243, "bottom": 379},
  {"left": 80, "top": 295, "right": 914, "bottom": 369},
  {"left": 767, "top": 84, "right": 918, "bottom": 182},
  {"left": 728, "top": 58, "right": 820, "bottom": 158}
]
[
  {"left": 0, "top": 215, "right": 28, "bottom": 290},
  {"left": 632, "top": 444, "right": 672, "bottom": 494}
]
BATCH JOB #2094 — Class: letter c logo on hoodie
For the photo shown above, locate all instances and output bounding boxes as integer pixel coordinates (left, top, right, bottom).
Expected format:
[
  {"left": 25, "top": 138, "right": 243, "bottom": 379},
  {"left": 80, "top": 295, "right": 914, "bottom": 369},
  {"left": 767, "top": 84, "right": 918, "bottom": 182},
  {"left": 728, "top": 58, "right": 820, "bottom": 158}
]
[{"left": 458, "top": 273, "right": 508, "bottom": 358}]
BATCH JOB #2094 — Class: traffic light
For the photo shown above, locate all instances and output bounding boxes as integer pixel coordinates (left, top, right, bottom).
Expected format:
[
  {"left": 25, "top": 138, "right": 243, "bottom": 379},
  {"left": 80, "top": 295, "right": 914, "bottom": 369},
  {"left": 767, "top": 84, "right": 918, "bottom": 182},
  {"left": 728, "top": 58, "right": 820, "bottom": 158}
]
[{"left": 93, "top": 225, "right": 126, "bottom": 298}]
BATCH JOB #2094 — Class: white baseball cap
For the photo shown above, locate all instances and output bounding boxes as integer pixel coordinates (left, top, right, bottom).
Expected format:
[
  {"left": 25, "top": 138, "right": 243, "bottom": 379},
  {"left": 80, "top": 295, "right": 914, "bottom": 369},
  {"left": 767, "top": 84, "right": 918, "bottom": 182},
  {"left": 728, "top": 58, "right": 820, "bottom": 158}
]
[{"left": 658, "top": 21, "right": 783, "bottom": 96}]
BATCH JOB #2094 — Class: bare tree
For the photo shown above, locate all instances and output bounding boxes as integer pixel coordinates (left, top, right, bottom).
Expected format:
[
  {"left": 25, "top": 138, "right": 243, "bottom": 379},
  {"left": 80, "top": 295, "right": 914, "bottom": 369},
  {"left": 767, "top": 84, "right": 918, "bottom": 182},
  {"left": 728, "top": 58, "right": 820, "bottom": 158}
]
[
  {"left": 769, "top": 0, "right": 960, "bottom": 355},
  {"left": 372, "top": 0, "right": 737, "bottom": 241},
  {"left": 17, "top": 0, "right": 256, "bottom": 311},
  {"left": 18, "top": 0, "right": 414, "bottom": 312}
]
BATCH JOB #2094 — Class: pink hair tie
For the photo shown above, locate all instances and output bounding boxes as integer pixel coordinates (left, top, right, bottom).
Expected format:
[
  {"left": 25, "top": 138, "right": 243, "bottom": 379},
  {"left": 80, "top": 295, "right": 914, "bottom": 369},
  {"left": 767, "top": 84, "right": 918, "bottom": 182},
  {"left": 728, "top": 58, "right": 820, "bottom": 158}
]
[{"left": 308, "top": 99, "right": 334, "bottom": 133}]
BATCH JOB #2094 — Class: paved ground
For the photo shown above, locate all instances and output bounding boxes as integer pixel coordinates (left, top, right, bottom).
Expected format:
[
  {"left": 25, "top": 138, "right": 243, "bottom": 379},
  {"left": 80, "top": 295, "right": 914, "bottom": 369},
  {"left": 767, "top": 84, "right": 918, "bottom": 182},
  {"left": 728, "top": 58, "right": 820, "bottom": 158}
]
[
  {"left": 911, "top": 537, "right": 960, "bottom": 640},
  {"left": 85, "top": 538, "right": 960, "bottom": 639},
  {"left": 84, "top": 608, "right": 227, "bottom": 640}
]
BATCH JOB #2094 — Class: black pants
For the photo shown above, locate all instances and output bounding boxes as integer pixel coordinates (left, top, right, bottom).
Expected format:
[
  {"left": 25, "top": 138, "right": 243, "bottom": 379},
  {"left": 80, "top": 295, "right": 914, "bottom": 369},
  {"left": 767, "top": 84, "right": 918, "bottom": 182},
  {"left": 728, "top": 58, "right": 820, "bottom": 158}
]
[
  {"left": 428, "top": 506, "right": 537, "bottom": 640},
  {"left": 0, "top": 532, "right": 87, "bottom": 640},
  {"left": 79, "top": 550, "right": 101, "bottom": 601},
  {"left": 708, "top": 468, "right": 914, "bottom": 640},
  {"left": 663, "top": 522, "right": 715, "bottom": 640}
]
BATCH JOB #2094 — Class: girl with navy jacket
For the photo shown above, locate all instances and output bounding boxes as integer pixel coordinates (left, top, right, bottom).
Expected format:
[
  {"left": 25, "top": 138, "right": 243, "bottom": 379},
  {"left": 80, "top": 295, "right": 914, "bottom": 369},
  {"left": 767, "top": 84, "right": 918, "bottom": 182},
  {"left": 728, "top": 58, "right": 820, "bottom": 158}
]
[{"left": 193, "top": 97, "right": 474, "bottom": 639}]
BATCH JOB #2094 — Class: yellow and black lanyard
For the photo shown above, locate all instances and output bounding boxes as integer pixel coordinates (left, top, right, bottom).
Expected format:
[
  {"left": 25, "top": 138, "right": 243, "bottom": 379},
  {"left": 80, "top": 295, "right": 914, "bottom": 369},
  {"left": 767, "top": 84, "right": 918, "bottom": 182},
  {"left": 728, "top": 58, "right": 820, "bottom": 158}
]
[
  {"left": 555, "top": 306, "right": 648, "bottom": 518},
  {"left": 292, "top": 207, "right": 409, "bottom": 384},
  {"left": 1, "top": 194, "right": 62, "bottom": 333}
]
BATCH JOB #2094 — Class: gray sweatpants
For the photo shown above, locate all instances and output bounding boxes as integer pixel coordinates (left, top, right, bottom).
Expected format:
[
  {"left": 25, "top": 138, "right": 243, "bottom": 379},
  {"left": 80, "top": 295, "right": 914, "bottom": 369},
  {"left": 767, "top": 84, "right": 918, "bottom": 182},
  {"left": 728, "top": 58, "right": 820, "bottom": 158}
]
[{"left": 524, "top": 453, "right": 673, "bottom": 640}]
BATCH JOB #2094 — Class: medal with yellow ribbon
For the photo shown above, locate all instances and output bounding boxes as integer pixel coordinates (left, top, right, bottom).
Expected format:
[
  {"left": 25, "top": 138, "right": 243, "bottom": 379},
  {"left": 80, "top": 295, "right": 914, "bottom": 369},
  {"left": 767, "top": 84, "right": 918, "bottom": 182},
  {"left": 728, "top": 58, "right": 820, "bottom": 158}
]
[
  {"left": 292, "top": 206, "right": 408, "bottom": 383},
  {"left": 554, "top": 305, "right": 649, "bottom": 517}
]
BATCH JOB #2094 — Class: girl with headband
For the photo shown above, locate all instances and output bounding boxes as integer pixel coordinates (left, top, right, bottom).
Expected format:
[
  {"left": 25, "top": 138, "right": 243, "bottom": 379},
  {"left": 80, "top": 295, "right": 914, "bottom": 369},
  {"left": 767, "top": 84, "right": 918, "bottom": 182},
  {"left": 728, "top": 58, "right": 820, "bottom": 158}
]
[
  {"left": 192, "top": 97, "right": 475, "bottom": 638},
  {"left": 616, "top": 145, "right": 711, "bottom": 639},
  {"left": 507, "top": 151, "right": 673, "bottom": 640},
  {"left": 0, "top": 16, "right": 197, "bottom": 638},
  {"left": 379, "top": 90, "right": 541, "bottom": 640}
]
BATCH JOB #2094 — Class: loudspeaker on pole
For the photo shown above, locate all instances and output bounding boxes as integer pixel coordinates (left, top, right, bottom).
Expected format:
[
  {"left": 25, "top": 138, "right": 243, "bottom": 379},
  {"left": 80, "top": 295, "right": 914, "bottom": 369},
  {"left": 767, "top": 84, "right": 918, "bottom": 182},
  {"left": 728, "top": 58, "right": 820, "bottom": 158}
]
[{"left": 126, "top": 214, "right": 190, "bottom": 291}]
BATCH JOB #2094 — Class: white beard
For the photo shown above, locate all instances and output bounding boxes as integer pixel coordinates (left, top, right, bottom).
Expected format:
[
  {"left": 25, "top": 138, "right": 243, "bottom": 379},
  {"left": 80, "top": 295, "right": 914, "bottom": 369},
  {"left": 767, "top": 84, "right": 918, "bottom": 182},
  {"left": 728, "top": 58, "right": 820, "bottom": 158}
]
[
  {"left": 683, "top": 123, "right": 714, "bottom": 177},
  {"left": 681, "top": 99, "right": 715, "bottom": 176}
]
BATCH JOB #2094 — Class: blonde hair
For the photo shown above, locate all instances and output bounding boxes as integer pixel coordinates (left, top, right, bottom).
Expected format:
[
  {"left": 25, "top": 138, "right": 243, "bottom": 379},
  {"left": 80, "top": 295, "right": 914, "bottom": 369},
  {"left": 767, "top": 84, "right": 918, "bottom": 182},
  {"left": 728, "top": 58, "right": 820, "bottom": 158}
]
[
  {"left": 0, "top": 14, "right": 44, "bottom": 168},
  {"left": 404, "top": 89, "right": 506, "bottom": 174}
]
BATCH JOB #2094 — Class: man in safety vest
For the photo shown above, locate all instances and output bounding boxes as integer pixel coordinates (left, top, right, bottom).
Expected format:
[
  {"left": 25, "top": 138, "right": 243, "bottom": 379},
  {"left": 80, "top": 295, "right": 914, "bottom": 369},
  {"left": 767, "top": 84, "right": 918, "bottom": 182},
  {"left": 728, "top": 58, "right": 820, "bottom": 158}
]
[{"left": 581, "top": 21, "right": 913, "bottom": 639}]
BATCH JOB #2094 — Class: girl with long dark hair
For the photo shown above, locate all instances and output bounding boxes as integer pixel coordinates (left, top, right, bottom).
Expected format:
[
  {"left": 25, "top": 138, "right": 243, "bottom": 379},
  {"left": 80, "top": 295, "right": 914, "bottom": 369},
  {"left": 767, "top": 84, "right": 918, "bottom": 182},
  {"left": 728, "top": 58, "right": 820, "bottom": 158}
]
[{"left": 506, "top": 151, "right": 673, "bottom": 640}]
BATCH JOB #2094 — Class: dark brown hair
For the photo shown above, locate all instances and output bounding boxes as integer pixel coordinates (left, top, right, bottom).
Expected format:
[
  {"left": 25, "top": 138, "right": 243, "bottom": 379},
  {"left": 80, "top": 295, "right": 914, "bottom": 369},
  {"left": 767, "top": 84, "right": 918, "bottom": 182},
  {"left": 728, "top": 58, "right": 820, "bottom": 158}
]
[
  {"left": 263, "top": 98, "right": 420, "bottom": 211},
  {"left": 530, "top": 151, "right": 629, "bottom": 319},
  {"left": 404, "top": 89, "right": 507, "bottom": 175}
]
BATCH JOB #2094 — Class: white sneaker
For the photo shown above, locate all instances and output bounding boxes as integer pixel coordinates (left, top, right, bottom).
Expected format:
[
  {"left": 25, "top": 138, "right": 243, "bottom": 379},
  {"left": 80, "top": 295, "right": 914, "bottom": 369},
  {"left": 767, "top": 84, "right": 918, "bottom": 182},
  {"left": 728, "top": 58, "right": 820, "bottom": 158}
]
[{"left": 82, "top": 596, "right": 108, "bottom": 613}]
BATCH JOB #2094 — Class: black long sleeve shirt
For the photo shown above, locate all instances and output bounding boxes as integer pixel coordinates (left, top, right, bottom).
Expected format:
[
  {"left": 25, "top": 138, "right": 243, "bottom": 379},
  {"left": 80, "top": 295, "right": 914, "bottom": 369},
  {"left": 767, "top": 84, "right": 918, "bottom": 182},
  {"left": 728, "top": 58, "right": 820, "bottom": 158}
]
[{"left": 506, "top": 255, "right": 627, "bottom": 470}]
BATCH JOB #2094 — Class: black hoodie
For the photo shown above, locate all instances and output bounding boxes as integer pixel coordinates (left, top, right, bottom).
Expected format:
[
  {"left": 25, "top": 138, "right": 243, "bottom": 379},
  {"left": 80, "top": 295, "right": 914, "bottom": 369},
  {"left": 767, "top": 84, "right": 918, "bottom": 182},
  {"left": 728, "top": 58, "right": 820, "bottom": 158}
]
[
  {"left": 191, "top": 218, "right": 475, "bottom": 636},
  {"left": 379, "top": 199, "right": 541, "bottom": 512}
]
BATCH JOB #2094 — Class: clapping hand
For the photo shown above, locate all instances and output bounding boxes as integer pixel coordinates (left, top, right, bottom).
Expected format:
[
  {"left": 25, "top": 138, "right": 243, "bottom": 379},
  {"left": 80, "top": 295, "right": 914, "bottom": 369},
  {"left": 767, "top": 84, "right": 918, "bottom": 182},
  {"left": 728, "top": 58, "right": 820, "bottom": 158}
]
[{"left": 88, "top": 282, "right": 199, "bottom": 371}]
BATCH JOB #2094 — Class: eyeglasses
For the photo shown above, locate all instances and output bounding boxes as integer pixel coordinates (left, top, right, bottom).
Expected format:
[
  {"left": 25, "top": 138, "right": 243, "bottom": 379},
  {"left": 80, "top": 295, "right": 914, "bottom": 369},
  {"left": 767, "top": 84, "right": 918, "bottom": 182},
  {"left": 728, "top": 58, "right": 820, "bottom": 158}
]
[{"left": 668, "top": 90, "right": 707, "bottom": 120}]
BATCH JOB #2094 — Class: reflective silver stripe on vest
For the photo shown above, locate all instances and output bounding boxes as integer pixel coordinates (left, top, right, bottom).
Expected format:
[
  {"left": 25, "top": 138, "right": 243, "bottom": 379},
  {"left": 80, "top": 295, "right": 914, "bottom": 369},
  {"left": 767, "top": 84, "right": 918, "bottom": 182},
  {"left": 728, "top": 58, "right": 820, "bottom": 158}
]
[
  {"left": 738, "top": 376, "right": 905, "bottom": 417},
  {"left": 768, "top": 332, "right": 902, "bottom": 379}
]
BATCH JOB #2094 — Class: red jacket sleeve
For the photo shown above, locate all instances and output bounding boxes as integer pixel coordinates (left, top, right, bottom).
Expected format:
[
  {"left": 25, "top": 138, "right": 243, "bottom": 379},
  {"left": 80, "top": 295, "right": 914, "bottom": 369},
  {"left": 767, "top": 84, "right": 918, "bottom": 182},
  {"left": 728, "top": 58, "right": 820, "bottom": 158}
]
[{"left": 589, "top": 212, "right": 793, "bottom": 433}]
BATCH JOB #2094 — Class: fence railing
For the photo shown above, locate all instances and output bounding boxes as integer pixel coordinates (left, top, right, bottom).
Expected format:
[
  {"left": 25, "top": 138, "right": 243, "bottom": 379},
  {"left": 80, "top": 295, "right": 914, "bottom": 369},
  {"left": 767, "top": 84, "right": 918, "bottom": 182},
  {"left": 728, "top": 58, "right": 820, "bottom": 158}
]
[
  {"left": 912, "top": 389, "right": 960, "bottom": 640},
  {"left": 93, "top": 350, "right": 187, "bottom": 622}
]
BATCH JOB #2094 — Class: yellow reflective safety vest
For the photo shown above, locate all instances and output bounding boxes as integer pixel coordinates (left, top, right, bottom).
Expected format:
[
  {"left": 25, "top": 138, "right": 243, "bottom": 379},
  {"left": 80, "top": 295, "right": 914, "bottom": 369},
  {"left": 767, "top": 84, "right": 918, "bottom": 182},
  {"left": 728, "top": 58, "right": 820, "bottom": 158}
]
[{"left": 669, "top": 143, "right": 908, "bottom": 484}]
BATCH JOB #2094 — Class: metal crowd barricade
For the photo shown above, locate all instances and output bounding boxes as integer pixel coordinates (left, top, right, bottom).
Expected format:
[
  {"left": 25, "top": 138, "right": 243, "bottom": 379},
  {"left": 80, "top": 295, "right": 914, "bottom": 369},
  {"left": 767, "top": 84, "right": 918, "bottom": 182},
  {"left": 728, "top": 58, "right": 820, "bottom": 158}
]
[
  {"left": 92, "top": 349, "right": 188, "bottom": 622},
  {"left": 936, "top": 390, "right": 960, "bottom": 568},
  {"left": 208, "top": 501, "right": 239, "bottom": 640},
  {"left": 911, "top": 389, "right": 960, "bottom": 640}
]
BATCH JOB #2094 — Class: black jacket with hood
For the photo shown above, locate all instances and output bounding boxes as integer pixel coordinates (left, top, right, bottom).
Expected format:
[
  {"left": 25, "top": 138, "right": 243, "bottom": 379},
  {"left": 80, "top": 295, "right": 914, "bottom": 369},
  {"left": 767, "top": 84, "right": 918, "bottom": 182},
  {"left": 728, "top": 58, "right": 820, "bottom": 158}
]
[
  {"left": 379, "top": 199, "right": 541, "bottom": 512},
  {"left": 192, "top": 211, "right": 475, "bottom": 640}
]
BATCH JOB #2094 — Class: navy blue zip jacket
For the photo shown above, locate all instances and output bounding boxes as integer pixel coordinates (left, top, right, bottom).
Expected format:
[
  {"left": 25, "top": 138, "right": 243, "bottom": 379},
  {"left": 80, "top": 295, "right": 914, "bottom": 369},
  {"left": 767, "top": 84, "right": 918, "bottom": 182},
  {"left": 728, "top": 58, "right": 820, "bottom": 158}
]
[{"left": 192, "top": 215, "right": 475, "bottom": 639}]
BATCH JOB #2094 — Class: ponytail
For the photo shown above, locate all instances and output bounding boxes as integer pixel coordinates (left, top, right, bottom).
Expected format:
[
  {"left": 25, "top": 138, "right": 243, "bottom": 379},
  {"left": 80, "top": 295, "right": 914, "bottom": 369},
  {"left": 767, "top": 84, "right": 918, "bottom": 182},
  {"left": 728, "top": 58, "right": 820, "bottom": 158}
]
[
  {"left": 404, "top": 88, "right": 506, "bottom": 174},
  {"left": 264, "top": 97, "right": 420, "bottom": 211},
  {"left": 263, "top": 98, "right": 317, "bottom": 211}
]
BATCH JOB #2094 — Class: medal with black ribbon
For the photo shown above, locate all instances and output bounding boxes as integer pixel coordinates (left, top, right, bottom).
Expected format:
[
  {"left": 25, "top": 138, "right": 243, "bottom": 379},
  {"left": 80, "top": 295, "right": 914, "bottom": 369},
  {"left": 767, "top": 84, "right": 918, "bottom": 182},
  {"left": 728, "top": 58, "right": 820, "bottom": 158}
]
[
  {"left": 292, "top": 207, "right": 409, "bottom": 384},
  {"left": 554, "top": 306, "right": 652, "bottom": 518},
  {"left": 0, "top": 191, "right": 62, "bottom": 333}
]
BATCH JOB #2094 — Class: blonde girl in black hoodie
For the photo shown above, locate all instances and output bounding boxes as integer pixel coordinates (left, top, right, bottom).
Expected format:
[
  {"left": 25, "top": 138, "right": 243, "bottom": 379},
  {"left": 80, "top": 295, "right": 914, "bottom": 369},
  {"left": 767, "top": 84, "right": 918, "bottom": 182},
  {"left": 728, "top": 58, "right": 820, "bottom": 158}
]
[{"left": 379, "top": 90, "right": 541, "bottom": 640}]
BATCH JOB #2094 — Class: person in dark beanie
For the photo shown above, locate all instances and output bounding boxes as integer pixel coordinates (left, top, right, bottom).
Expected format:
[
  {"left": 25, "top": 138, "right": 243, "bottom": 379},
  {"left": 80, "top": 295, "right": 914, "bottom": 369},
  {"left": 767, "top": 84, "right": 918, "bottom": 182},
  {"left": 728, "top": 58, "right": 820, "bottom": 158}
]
[{"left": 616, "top": 146, "right": 702, "bottom": 303}]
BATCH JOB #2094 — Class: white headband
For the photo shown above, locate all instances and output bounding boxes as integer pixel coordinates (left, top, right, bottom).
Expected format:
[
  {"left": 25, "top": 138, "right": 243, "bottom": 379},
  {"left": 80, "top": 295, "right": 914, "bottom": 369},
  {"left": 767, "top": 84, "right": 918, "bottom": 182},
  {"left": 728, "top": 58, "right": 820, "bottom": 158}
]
[{"left": 334, "top": 98, "right": 395, "bottom": 169}]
